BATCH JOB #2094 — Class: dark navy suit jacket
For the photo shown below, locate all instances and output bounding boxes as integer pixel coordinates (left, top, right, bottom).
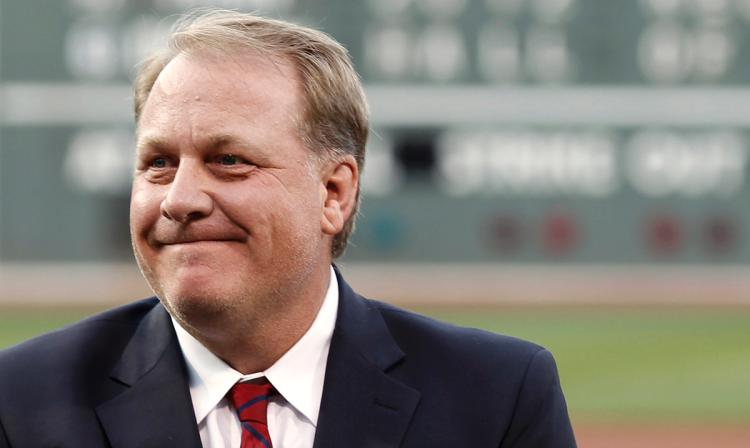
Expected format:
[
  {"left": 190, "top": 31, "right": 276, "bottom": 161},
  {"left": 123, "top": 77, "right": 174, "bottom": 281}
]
[{"left": 0, "top": 272, "right": 576, "bottom": 447}]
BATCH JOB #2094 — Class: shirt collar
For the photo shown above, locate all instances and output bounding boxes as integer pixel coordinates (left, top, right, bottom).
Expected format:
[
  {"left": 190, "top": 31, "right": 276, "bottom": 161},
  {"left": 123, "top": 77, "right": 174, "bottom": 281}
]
[{"left": 172, "top": 266, "right": 339, "bottom": 426}]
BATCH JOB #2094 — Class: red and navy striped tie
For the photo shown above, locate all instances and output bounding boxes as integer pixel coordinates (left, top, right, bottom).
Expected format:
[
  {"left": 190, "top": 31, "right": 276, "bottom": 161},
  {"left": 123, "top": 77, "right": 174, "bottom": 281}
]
[{"left": 228, "top": 379, "right": 276, "bottom": 448}]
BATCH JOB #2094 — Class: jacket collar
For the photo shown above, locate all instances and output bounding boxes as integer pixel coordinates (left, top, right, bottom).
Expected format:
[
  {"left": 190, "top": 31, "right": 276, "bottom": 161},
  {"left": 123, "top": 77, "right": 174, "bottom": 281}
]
[
  {"left": 313, "top": 268, "right": 421, "bottom": 448},
  {"left": 94, "top": 303, "right": 202, "bottom": 448}
]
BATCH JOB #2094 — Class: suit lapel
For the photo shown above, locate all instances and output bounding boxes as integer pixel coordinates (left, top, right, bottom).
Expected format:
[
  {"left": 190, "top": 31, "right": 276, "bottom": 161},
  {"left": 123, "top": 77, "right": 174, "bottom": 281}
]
[
  {"left": 95, "top": 304, "right": 202, "bottom": 448},
  {"left": 314, "top": 271, "right": 421, "bottom": 448}
]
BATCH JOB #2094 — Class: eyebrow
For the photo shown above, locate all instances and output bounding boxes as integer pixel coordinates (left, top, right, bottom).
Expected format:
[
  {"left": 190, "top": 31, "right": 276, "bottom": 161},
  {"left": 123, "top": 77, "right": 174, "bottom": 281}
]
[
  {"left": 203, "top": 134, "right": 251, "bottom": 151},
  {"left": 135, "top": 134, "right": 259, "bottom": 154},
  {"left": 135, "top": 135, "right": 171, "bottom": 154}
]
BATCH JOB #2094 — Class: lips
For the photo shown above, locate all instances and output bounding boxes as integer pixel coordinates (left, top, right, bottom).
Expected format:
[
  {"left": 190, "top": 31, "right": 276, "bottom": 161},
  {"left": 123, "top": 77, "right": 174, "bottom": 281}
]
[
  {"left": 148, "top": 222, "right": 248, "bottom": 247},
  {"left": 162, "top": 238, "right": 240, "bottom": 245}
]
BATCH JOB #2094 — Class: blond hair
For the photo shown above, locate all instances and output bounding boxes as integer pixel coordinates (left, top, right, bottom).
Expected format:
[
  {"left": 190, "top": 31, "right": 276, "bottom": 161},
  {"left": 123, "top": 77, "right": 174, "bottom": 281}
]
[{"left": 134, "top": 9, "right": 369, "bottom": 258}]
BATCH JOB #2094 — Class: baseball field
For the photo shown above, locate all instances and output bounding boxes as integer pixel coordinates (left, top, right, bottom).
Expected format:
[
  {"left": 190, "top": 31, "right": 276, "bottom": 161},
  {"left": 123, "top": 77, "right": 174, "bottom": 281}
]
[{"left": 1, "top": 305, "right": 748, "bottom": 447}]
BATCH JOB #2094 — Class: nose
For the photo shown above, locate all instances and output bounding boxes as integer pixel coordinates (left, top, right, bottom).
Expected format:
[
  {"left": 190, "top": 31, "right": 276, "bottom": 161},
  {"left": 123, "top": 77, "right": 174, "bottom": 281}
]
[{"left": 160, "top": 160, "right": 213, "bottom": 223}]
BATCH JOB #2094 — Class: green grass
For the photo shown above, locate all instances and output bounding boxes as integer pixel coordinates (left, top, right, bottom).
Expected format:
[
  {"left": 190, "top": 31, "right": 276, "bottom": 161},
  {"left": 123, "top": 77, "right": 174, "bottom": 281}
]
[
  {"left": 0, "top": 309, "right": 98, "bottom": 349},
  {"left": 2, "top": 306, "right": 749, "bottom": 424}
]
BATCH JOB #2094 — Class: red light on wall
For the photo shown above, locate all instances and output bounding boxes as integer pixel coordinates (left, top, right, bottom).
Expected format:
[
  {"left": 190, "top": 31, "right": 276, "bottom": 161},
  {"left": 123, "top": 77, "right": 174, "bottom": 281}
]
[
  {"left": 645, "top": 213, "right": 682, "bottom": 255},
  {"left": 543, "top": 211, "right": 578, "bottom": 255},
  {"left": 486, "top": 215, "right": 522, "bottom": 253},
  {"left": 703, "top": 216, "right": 738, "bottom": 254}
]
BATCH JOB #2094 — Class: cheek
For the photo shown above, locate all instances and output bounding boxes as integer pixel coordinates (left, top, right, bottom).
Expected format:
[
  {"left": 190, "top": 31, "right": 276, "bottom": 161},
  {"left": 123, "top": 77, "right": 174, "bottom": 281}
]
[
  {"left": 129, "top": 182, "right": 162, "bottom": 236},
  {"left": 279, "top": 196, "right": 325, "bottom": 242},
  {"left": 236, "top": 194, "right": 314, "bottom": 244}
]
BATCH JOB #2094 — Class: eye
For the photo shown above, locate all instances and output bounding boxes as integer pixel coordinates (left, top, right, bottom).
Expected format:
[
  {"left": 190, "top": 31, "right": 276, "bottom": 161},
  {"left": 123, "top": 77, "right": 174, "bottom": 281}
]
[
  {"left": 207, "top": 153, "right": 256, "bottom": 178},
  {"left": 150, "top": 157, "right": 168, "bottom": 168},
  {"left": 216, "top": 154, "right": 248, "bottom": 166},
  {"left": 219, "top": 154, "right": 239, "bottom": 165}
]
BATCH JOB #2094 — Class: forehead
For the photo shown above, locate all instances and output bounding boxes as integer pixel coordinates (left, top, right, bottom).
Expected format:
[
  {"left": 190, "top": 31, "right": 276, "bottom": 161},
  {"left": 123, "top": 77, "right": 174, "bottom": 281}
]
[
  {"left": 137, "top": 49, "right": 303, "bottom": 143},
  {"left": 159, "top": 48, "right": 298, "bottom": 92}
]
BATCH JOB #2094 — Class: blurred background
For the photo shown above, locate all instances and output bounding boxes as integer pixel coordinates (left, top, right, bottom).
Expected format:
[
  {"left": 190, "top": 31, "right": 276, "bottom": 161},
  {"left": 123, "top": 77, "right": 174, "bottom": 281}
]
[{"left": 1, "top": 0, "right": 749, "bottom": 446}]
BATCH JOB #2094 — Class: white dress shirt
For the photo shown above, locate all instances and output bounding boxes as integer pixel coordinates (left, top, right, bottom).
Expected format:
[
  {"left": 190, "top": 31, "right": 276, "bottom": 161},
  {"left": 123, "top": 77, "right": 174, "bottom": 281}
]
[{"left": 172, "top": 267, "right": 339, "bottom": 448}]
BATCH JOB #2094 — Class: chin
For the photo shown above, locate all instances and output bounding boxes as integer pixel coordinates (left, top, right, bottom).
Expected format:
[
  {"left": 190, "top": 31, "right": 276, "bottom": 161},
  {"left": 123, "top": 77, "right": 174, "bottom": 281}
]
[{"left": 161, "top": 288, "right": 237, "bottom": 330}]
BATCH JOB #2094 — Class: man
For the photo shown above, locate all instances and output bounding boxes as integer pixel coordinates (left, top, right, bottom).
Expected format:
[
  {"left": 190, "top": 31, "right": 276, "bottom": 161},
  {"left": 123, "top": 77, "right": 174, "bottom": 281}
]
[{"left": 0, "top": 10, "right": 576, "bottom": 448}]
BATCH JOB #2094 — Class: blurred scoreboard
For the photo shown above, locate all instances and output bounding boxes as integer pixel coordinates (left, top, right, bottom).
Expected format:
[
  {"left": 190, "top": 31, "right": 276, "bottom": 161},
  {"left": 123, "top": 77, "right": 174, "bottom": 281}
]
[{"left": 2, "top": 0, "right": 750, "bottom": 264}]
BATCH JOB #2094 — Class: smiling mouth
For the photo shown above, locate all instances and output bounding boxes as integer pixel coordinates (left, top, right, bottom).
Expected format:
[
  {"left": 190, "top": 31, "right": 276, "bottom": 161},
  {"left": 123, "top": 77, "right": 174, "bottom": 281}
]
[
  {"left": 149, "top": 224, "right": 248, "bottom": 247},
  {"left": 162, "top": 239, "right": 241, "bottom": 246}
]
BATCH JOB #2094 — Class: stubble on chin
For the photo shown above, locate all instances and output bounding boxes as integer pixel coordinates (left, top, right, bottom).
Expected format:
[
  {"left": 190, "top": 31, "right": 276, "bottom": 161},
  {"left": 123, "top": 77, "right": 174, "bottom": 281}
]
[
  {"left": 164, "top": 290, "right": 234, "bottom": 334},
  {"left": 156, "top": 271, "right": 276, "bottom": 338}
]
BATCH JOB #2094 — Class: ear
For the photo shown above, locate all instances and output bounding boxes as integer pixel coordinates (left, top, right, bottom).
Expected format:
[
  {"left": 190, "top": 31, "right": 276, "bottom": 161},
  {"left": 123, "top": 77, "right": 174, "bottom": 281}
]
[{"left": 320, "top": 155, "right": 358, "bottom": 236}]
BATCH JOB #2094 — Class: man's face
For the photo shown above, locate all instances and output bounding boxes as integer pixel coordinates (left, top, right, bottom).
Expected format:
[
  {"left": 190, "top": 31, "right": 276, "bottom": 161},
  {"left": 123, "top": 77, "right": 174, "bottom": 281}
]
[{"left": 130, "top": 51, "right": 332, "bottom": 329}]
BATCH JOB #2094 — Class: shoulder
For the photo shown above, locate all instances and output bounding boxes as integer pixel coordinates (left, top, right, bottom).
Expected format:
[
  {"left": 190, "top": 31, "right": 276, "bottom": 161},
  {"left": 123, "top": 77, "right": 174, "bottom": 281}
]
[
  {"left": 0, "top": 298, "right": 160, "bottom": 379},
  {"left": 0, "top": 298, "right": 182, "bottom": 446},
  {"left": 334, "top": 269, "right": 551, "bottom": 380},
  {"left": 367, "top": 299, "right": 561, "bottom": 397},
  {"left": 360, "top": 299, "right": 573, "bottom": 445},
  {"left": 372, "top": 299, "right": 549, "bottom": 369}
]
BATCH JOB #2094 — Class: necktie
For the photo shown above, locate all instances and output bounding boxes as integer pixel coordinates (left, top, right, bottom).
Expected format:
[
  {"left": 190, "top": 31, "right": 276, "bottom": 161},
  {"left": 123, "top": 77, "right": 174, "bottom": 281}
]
[{"left": 228, "top": 379, "right": 275, "bottom": 448}]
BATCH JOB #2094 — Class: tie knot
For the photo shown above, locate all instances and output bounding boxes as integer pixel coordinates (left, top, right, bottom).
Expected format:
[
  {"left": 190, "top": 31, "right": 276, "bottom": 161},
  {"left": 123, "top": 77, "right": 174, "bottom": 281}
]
[{"left": 228, "top": 379, "right": 276, "bottom": 423}]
